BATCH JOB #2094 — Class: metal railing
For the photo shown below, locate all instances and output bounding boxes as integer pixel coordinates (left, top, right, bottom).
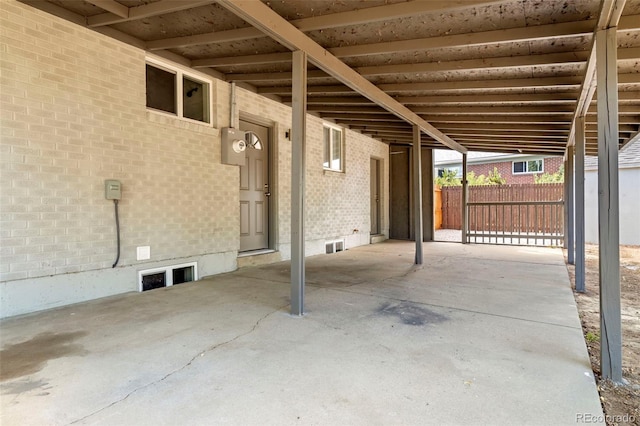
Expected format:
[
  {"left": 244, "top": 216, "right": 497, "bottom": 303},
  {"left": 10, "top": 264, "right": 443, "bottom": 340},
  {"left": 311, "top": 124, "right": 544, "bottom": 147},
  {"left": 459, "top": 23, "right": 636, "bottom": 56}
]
[{"left": 466, "top": 200, "right": 564, "bottom": 246}]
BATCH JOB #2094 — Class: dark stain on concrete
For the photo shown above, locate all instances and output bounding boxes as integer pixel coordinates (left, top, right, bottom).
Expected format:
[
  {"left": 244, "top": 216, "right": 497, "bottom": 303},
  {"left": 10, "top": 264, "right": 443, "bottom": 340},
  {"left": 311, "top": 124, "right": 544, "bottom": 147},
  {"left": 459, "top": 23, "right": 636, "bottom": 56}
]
[
  {"left": 376, "top": 301, "right": 448, "bottom": 326},
  {"left": 0, "top": 331, "right": 88, "bottom": 382},
  {"left": 1, "top": 378, "right": 51, "bottom": 395}
]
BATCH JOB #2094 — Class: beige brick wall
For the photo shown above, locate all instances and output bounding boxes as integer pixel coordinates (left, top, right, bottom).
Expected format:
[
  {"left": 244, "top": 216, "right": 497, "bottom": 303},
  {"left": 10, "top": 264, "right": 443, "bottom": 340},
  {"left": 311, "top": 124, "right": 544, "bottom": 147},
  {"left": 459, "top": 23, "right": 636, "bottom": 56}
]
[
  {"left": 1, "top": 2, "right": 239, "bottom": 284},
  {"left": 229, "top": 83, "right": 389, "bottom": 255},
  {"left": 0, "top": 1, "right": 389, "bottom": 312}
]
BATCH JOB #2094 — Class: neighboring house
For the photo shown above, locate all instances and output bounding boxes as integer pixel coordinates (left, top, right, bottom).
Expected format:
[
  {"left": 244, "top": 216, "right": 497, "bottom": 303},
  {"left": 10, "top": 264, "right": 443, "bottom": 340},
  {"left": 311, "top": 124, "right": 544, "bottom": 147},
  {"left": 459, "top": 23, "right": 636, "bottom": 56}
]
[
  {"left": 434, "top": 151, "right": 563, "bottom": 184},
  {"left": 0, "top": 4, "right": 389, "bottom": 317},
  {"left": 584, "top": 139, "right": 640, "bottom": 246},
  {"left": 434, "top": 142, "right": 640, "bottom": 246}
]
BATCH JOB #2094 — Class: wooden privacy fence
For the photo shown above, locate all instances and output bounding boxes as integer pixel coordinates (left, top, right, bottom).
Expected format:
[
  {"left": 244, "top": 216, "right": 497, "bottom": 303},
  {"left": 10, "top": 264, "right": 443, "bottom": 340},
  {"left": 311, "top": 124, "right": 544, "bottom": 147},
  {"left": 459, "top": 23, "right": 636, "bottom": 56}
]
[{"left": 439, "top": 184, "right": 564, "bottom": 246}]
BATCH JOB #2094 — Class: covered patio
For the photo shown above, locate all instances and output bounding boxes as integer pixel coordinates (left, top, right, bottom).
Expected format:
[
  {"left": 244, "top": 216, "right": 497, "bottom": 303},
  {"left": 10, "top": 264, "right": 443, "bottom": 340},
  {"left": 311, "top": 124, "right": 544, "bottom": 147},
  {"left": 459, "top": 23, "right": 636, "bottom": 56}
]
[
  {"left": 2, "top": 1, "right": 638, "bottom": 419},
  {"left": 0, "top": 241, "right": 602, "bottom": 424},
  {"left": 16, "top": 0, "right": 639, "bottom": 382}
]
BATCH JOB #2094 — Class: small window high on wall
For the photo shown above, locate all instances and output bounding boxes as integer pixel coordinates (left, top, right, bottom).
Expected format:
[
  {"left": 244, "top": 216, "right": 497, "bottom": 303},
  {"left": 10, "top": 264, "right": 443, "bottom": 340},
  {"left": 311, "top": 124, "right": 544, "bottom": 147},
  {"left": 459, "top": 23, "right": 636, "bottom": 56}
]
[
  {"left": 145, "top": 59, "right": 211, "bottom": 124},
  {"left": 323, "top": 124, "right": 343, "bottom": 171},
  {"left": 513, "top": 159, "right": 543, "bottom": 174}
]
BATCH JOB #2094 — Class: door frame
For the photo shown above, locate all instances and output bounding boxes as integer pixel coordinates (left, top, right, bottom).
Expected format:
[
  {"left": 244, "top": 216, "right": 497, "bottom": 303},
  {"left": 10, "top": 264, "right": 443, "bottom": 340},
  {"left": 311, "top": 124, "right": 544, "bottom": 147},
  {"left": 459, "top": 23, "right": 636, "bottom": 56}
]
[
  {"left": 370, "top": 157, "right": 382, "bottom": 235},
  {"left": 239, "top": 111, "right": 278, "bottom": 251}
]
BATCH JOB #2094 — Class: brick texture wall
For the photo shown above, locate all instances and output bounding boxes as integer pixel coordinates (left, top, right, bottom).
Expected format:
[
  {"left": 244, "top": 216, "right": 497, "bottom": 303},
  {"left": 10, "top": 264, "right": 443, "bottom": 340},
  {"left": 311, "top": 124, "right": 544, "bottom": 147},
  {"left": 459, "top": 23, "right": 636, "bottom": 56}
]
[
  {"left": 467, "top": 156, "right": 563, "bottom": 184},
  {"left": 0, "top": 2, "right": 389, "bottom": 289}
]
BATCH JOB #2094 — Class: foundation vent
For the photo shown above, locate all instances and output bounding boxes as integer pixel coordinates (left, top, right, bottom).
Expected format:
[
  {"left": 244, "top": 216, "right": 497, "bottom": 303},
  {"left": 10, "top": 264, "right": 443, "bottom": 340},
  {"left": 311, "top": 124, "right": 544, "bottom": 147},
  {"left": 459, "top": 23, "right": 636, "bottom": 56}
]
[
  {"left": 325, "top": 240, "right": 345, "bottom": 254},
  {"left": 138, "top": 262, "right": 198, "bottom": 292}
]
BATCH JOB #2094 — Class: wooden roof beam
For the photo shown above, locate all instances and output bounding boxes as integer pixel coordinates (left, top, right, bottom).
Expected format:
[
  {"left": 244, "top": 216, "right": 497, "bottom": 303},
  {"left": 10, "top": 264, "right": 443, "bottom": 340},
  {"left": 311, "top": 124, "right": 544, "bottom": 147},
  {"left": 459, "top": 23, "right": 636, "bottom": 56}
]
[
  {"left": 437, "top": 124, "right": 570, "bottom": 132},
  {"left": 388, "top": 138, "right": 568, "bottom": 151},
  {"left": 395, "top": 93, "right": 579, "bottom": 105},
  {"left": 148, "top": 0, "right": 499, "bottom": 50},
  {"left": 305, "top": 105, "right": 576, "bottom": 115},
  {"left": 584, "top": 115, "right": 640, "bottom": 124},
  {"left": 289, "top": 93, "right": 580, "bottom": 105},
  {"left": 343, "top": 122, "right": 411, "bottom": 129},
  {"left": 87, "top": 0, "right": 216, "bottom": 27},
  {"left": 157, "top": 3, "right": 640, "bottom": 56},
  {"left": 218, "top": 0, "right": 466, "bottom": 153},
  {"left": 441, "top": 132, "right": 567, "bottom": 140},
  {"left": 364, "top": 130, "right": 567, "bottom": 142},
  {"left": 568, "top": 0, "right": 627, "bottom": 144},
  {"left": 319, "top": 113, "right": 404, "bottom": 122},
  {"left": 228, "top": 47, "right": 638, "bottom": 82},
  {"left": 257, "top": 73, "right": 640, "bottom": 95},
  {"left": 193, "top": 19, "right": 598, "bottom": 67},
  {"left": 423, "top": 115, "right": 572, "bottom": 124},
  {"left": 260, "top": 78, "right": 576, "bottom": 96},
  {"left": 355, "top": 51, "right": 590, "bottom": 76},
  {"left": 84, "top": 0, "right": 128, "bottom": 18},
  {"left": 20, "top": 0, "right": 144, "bottom": 49}
]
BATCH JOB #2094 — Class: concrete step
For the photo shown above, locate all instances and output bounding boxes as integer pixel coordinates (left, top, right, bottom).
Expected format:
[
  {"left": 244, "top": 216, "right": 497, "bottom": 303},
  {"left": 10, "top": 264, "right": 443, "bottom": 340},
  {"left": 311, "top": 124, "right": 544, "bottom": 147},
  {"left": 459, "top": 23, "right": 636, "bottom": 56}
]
[
  {"left": 237, "top": 250, "right": 282, "bottom": 268},
  {"left": 370, "top": 234, "right": 387, "bottom": 244}
]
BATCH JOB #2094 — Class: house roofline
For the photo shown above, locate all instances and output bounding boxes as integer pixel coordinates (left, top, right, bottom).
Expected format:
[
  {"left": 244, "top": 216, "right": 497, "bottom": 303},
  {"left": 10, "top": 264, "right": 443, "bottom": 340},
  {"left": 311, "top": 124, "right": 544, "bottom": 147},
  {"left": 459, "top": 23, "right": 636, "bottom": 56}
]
[{"left": 434, "top": 153, "right": 560, "bottom": 168}]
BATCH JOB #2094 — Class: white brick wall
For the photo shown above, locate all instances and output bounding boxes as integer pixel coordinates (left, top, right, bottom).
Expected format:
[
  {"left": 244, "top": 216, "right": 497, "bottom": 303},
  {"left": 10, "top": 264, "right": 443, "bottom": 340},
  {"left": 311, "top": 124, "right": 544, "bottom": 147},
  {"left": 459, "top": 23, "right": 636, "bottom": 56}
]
[{"left": 0, "top": 1, "right": 389, "bottom": 315}]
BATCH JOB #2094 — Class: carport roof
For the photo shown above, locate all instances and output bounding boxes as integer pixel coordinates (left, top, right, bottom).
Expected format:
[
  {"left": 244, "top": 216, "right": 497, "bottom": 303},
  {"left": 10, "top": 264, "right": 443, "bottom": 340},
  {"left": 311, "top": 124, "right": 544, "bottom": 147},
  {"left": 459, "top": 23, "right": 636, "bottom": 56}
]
[{"left": 22, "top": 0, "right": 640, "bottom": 156}]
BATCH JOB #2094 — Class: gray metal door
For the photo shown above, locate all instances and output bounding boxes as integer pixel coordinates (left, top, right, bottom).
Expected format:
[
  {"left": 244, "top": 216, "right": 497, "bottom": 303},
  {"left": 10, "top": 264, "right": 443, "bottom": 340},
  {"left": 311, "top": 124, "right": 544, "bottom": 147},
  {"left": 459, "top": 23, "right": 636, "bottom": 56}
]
[
  {"left": 370, "top": 158, "right": 380, "bottom": 234},
  {"left": 239, "top": 120, "right": 269, "bottom": 252}
]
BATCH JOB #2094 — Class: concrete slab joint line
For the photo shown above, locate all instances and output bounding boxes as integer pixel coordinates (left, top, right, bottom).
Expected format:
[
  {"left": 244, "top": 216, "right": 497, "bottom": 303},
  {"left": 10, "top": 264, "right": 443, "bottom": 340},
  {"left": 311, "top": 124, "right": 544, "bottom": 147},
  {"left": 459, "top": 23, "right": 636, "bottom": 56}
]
[{"left": 68, "top": 304, "right": 289, "bottom": 424}]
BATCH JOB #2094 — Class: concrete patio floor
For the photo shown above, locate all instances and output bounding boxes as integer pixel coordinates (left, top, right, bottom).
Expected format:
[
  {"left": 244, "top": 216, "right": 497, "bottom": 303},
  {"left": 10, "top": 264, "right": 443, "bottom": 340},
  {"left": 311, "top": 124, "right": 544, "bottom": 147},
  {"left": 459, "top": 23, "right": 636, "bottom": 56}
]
[{"left": 0, "top": 241, "right": 603, "bottom": 425}]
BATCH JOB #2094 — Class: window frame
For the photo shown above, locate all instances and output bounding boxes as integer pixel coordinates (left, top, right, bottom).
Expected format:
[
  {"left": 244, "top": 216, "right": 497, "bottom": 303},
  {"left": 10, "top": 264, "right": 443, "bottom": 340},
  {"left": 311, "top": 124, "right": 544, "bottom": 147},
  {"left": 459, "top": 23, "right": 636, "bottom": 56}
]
[
  {"left": 512, "top": 159, "right": 544, "bottom": 175},
  {"left": 145, "top": 56, "right": 213, "bottom": 126},
  {"left": 322, "top": 123, "right": 344, "bottom": 172}
]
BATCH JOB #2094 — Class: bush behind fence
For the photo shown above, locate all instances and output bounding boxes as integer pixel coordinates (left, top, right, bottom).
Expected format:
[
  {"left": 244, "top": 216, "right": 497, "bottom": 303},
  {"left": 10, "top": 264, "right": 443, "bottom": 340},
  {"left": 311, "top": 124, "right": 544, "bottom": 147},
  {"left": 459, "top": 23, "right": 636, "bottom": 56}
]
[{"left": 440, "top": 183, "right": 564, "bottom": 233}]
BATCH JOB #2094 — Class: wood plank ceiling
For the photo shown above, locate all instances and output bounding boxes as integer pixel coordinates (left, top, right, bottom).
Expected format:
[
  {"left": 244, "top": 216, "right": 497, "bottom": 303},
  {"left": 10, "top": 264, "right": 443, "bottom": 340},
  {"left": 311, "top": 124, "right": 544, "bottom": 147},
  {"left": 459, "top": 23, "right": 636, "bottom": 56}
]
[{"left": 22, "top": 0, "right": 640, "bottom": 156}]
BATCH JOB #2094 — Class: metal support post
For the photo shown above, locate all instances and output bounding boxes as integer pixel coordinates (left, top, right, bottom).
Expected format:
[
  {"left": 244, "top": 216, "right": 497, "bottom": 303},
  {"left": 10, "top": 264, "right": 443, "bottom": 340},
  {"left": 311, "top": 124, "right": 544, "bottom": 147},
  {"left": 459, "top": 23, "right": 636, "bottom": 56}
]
[
  {"left": 413, "top": 125, "right": 423, "bottom": 264},
  {"left": 575, "top": 116, "right": 586, "bottom": 292},
  {"left": 567, "top": 145, "right": 575, "bottom": 265},
  {"left": 596, "top": 27, "right": 622, "bottom": 382},
  {"left": 423, "top": 148, "right": 435, "bottom": 241},
  {"left": 290, "top": 50, "right": 307, "bottom": 316},
  {"left": 563, "top": 154, "right": 569, "bottom": 249},
  {"left": 461, "top": 153, "right": 468, "bottom": 244}
]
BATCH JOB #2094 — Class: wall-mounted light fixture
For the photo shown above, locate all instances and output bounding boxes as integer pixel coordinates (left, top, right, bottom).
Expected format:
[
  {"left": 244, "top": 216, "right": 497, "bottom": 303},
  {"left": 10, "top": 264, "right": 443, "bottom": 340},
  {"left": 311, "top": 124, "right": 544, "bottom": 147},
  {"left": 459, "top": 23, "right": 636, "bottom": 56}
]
[{"left": 221, "top": 128, "right": 264, "bottom": 165}]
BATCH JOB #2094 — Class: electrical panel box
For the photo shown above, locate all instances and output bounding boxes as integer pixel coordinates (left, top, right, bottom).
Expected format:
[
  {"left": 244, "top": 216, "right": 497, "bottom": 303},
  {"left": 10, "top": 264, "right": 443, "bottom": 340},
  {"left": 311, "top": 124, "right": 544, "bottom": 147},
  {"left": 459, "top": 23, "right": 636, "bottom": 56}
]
[
  {"left": 221, "top": 127, "right": 247, "bottom": 166},
  {"left": 105, "top": 180, "right": 122, "bottom": 200}
]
